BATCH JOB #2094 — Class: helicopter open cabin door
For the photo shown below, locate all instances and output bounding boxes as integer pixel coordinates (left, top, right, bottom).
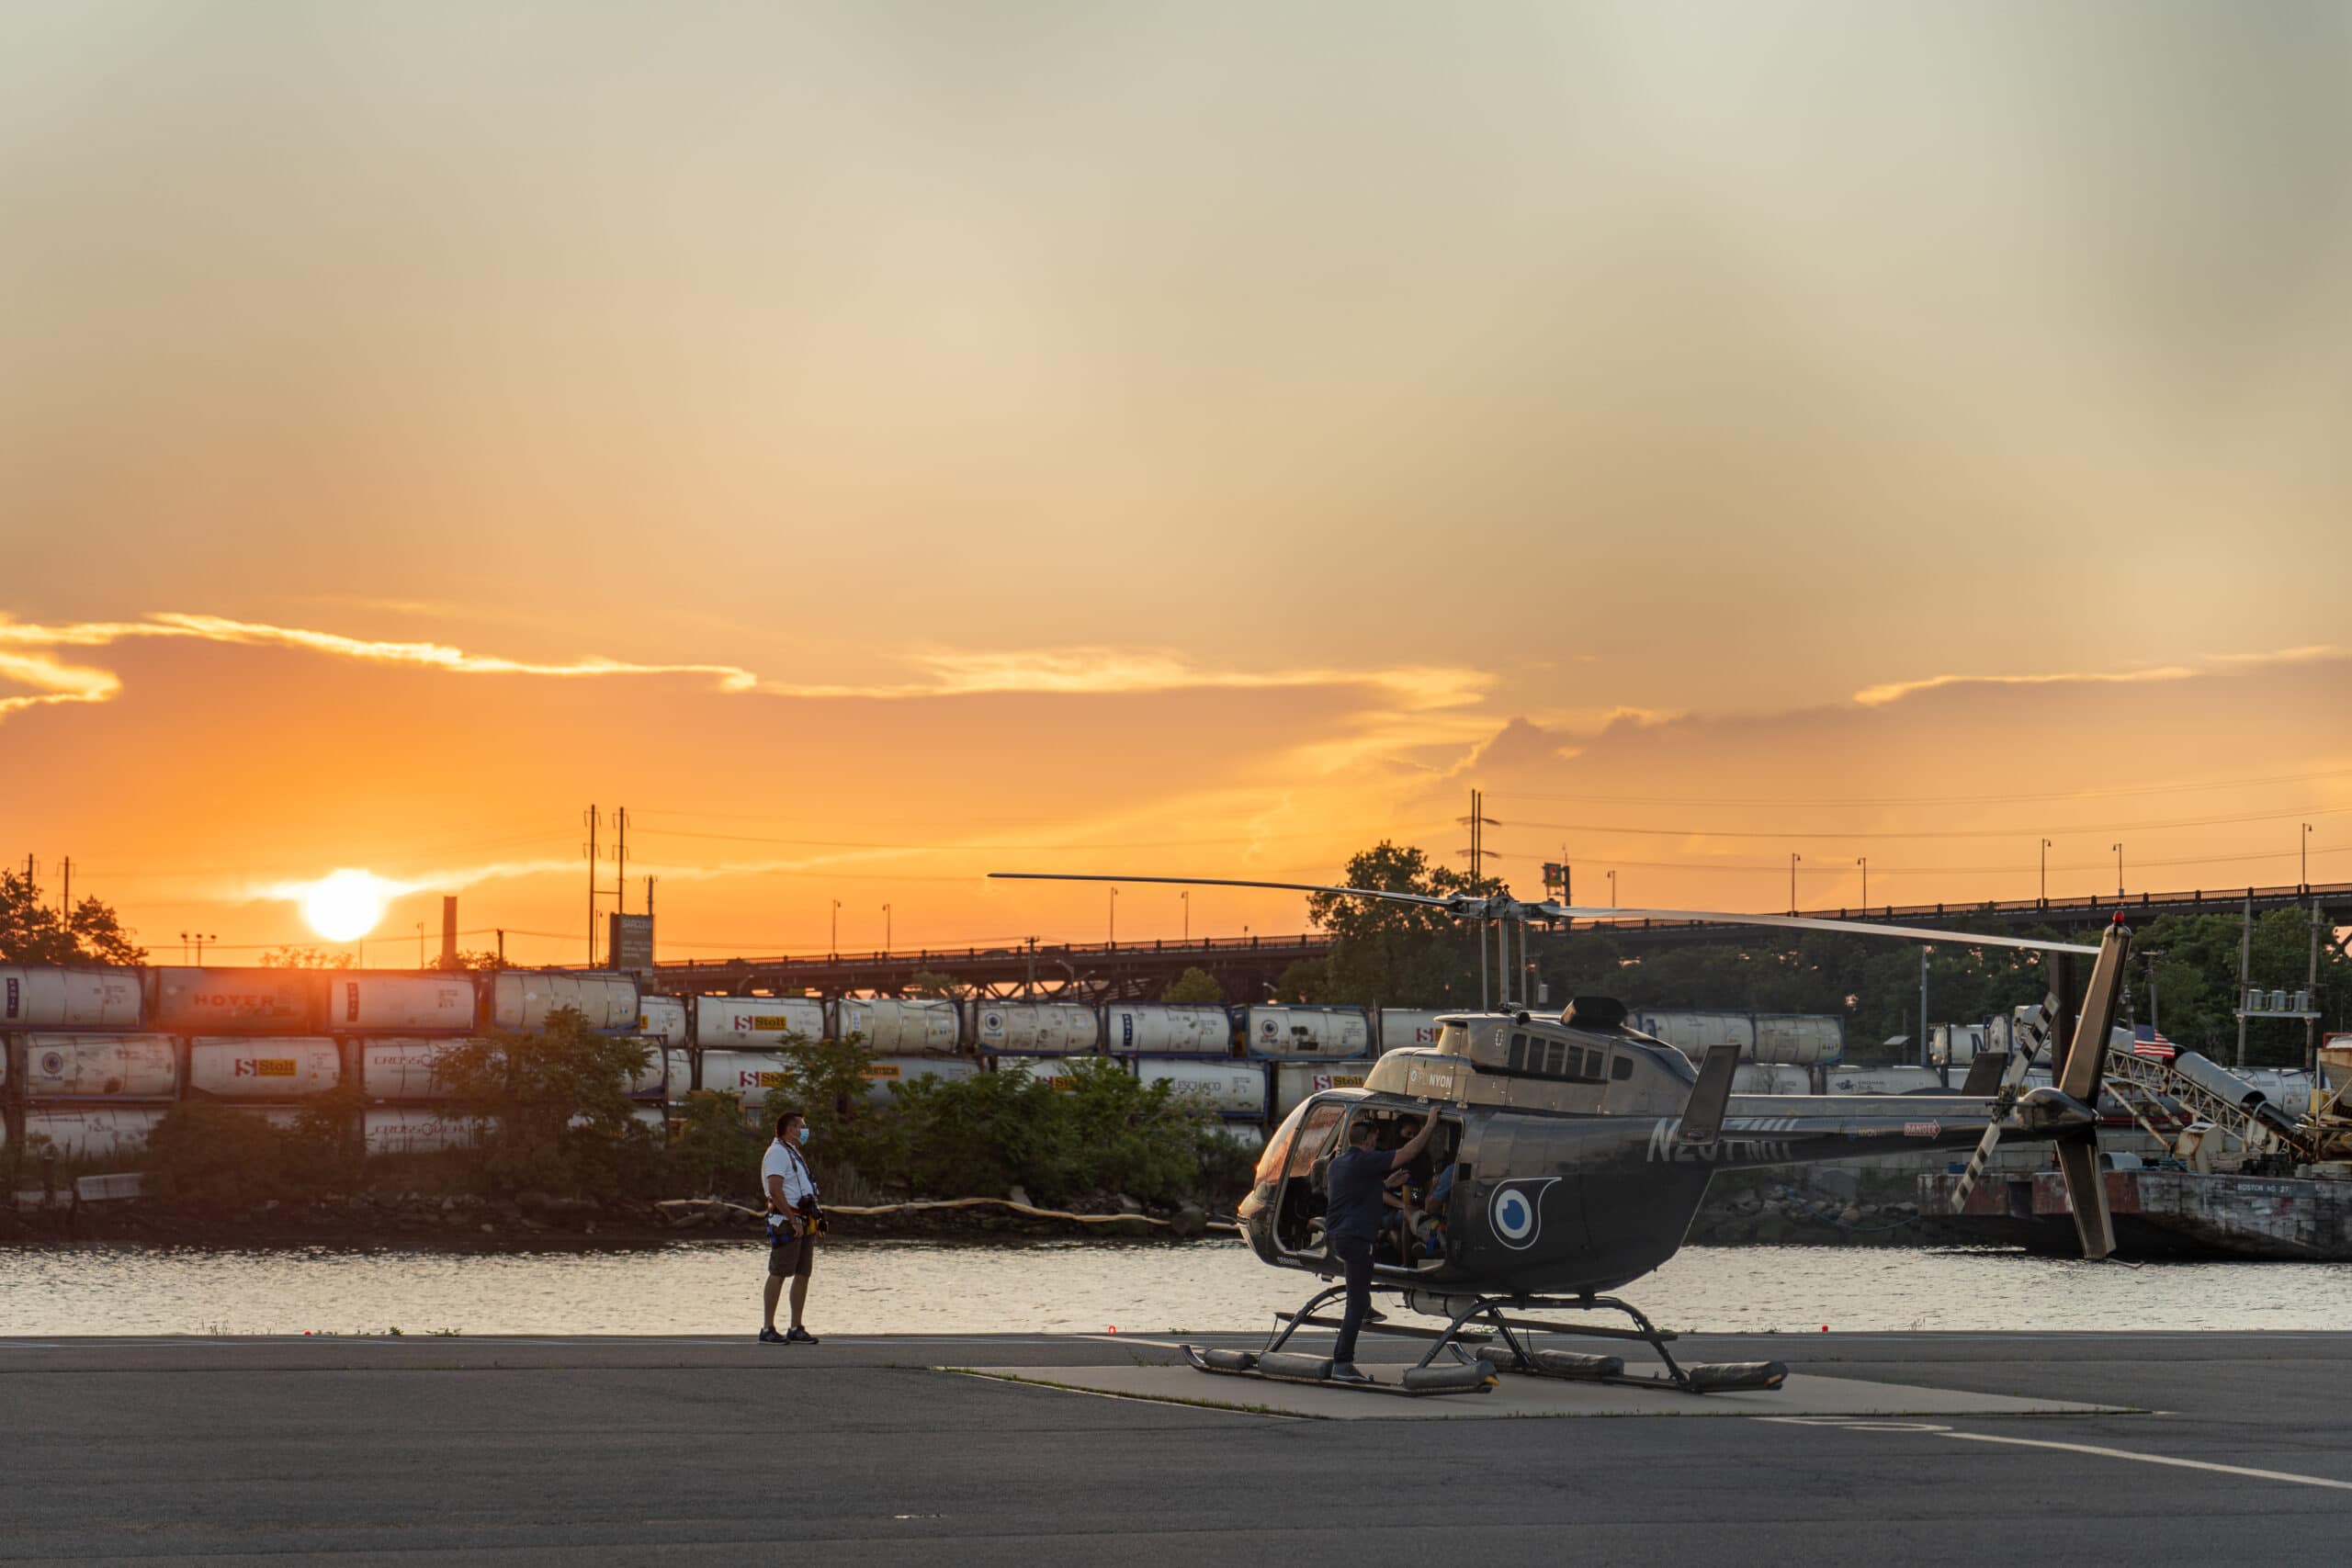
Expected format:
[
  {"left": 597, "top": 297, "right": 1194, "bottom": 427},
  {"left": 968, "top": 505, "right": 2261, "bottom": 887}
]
[{"left": 1263, "top": 1094, "right": 1464, "bottom": 1269}]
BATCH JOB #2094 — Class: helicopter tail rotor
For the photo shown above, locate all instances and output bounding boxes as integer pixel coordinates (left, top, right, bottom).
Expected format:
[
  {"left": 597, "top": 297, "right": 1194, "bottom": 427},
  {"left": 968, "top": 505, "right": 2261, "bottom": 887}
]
[{"left": 1946, "top": 918, "right": 2131, "bottom": 1259}]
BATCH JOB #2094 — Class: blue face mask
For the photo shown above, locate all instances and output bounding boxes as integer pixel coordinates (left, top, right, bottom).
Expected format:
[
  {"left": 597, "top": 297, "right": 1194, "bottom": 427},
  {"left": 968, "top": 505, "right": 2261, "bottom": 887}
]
[{"left": 796, "top": 1126, "right": 810, "bottom": 1147}]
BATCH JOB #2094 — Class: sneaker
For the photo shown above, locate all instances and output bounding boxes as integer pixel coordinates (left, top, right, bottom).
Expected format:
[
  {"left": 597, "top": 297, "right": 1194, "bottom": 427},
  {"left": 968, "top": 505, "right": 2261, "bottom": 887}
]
[
  {"left": 757, "top": 1327, "right": 786, "bottom": 1344},
  {"left": 785, "top": 1325, "right": 820, "bottom": 1345},
  {"left": 1329, "top": 1362, "right": 1373, "bottom": 1385}
]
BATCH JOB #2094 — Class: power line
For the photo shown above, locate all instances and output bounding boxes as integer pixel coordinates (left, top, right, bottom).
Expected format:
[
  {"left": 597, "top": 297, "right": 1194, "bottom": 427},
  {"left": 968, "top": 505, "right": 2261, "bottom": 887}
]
[
  {"left": 1482, "top": 764, "right": 2352, "bottom": 809},
  {"left": 1503, "top": 803, "right": 2352, "bottom": 843}
]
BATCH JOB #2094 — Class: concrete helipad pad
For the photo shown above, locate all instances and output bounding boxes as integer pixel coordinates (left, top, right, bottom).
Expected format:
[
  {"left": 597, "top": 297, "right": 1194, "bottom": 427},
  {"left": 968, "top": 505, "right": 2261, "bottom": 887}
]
[{"left": 947, "top": 1363, "right": 2135, "bottom": 1420}]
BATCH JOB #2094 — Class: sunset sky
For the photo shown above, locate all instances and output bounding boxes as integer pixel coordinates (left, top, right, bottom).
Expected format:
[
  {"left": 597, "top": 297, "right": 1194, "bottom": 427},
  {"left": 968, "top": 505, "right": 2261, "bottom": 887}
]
[{"left": 5, "top": 2, "right": 2347, "bottom": 965}]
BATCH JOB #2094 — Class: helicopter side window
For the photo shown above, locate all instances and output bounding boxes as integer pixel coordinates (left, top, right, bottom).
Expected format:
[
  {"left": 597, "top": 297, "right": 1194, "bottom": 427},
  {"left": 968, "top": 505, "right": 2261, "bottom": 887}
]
[
  {"left": 1611, "top": 1055, "right": 1634, "bottom": 1082},
  {"left": 1508, "top": 1032, "right": 1528, "bottom": 1071}
]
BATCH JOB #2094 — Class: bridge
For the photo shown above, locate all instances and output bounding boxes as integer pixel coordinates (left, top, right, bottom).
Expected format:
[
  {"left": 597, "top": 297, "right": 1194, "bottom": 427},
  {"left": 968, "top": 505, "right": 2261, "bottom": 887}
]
[{"left": 643, "top": 880, "right": 2352, "bottom": 1000}]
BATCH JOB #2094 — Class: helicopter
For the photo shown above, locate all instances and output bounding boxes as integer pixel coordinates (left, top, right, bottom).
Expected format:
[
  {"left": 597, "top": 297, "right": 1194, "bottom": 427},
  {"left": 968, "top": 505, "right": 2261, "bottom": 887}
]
[{"left": 991, "top": 872, "right": 2132, "bottom": 1398}]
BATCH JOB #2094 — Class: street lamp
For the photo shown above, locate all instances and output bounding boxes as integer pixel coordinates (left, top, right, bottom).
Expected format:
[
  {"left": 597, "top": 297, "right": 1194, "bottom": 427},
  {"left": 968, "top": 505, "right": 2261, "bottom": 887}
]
[
  {"left": 2110, "top": 843, "right": 2123, "bottom": 898},
  {"left": 415, "top": 922, "right": 426, "bottom": 967},
  {"left": 2305, "top": 822, "right": 2314, "bottom": 886},
  {"left": 1789, "top": 852, "right": 1802, "bottom": 914},
  {"left": 1606, "top": 870, "right": 1616, "bottom": 908},
  {"left": 2040, "top": 840, "right": 2052, "bottom": 903},
  {"left": 831, "top": 899, "right": 841, "bottom": 953},
  {"left": 1856, "top": 856, "right": 1868, "bottom": 908},
  {"left": 1181, "top": 888, "right": 1189, "bottom": 942},
  {"left": 179, "top": 931, "right": 217, "bottom": 964},
  {"left": 882, "top": 904, "right": 892, "bottom": 951},
  {"left": 1109, "top": 886, "right": 1118, "bottom": 944}
]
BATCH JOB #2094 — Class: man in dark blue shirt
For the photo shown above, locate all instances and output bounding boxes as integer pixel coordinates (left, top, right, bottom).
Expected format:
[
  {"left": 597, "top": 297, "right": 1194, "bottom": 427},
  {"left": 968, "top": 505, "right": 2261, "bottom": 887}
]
[{"left": 1322, "top": 1111, "right": 1437, "bottom": 1383}]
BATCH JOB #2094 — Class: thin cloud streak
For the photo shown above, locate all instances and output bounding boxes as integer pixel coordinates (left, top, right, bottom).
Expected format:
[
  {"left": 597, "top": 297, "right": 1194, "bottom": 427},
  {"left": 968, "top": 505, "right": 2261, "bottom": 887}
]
[{"left": 0, "top": 613, "right": 1493, "bottom": 721}]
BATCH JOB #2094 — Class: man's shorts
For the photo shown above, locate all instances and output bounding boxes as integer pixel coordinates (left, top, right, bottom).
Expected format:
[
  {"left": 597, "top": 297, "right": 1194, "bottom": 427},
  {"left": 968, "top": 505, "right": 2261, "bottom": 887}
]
[{"left": 767, "top": 1224, "right": 816, "bottom": 1281}]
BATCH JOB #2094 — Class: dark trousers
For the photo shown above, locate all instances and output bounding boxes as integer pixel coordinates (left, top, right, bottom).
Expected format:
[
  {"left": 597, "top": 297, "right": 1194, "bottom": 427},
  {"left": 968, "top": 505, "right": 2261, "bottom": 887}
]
[{"left": 1329, "top": 1234, "right": 1374, "bottom": 1365}]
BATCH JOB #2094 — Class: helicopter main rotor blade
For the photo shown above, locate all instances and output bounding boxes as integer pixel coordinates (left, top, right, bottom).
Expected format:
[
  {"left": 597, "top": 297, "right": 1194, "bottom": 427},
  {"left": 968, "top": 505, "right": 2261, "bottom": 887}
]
[
  {"left": 987, "top": 872, "right": 1454, "bottom": 908},
  {"left": 1522, "top": 904, "right": 2100, "bottom": 956}
]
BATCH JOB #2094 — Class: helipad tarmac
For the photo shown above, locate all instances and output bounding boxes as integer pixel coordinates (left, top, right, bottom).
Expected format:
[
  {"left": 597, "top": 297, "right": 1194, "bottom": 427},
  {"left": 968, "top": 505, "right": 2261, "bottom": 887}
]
[
  {"left": 949, "top": 1357, "right": 2131, "bottom": 1419},
  {"left": 6, "top": 1329, "right": 2350, "bottom": 1564}
]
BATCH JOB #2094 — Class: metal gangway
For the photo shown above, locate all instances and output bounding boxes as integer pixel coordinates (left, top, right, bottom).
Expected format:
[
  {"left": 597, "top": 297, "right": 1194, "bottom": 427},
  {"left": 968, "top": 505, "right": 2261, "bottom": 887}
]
[{"left": 2101, "top": 1044, "right": 2314, "bottom": 1162}]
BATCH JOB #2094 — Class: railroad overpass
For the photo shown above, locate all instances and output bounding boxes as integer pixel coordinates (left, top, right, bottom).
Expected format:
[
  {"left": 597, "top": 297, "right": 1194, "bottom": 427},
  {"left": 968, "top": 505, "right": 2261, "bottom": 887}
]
[{"left": 644, "top": 880, "right": 2352, "bottom": 1000}]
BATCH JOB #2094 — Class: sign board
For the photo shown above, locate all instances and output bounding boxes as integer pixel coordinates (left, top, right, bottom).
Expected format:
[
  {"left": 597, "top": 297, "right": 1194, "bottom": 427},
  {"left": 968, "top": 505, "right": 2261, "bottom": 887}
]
[{"left": 607, "top": 913, "right": 654, "bottom": 975}]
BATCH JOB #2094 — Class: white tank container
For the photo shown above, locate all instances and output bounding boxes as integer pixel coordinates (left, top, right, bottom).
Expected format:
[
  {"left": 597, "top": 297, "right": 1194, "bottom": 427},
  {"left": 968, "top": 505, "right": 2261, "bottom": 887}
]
[
  {"left": 695, "top": 1050, "right": 798, "bottom": 1098},
  {"left": 18, "top": 1034, "right": 178, "bottom": 1099},
  {"left": 1137, "top": 1058, "right": 1269, "bottom": 1117},
  {"left": 836, "top": 998, "right": 959, "bottom": 1054},
  {"left": 362, "top": 1107, "right": 490, "bottom": 1156},
  {"left": 971, "top": 1001, "right": 1102, "bottom": 1055},
  {"left": 1102, "top": 1003, "right": 1232, "bottom": 1057},
  {"left": 1206, "top": 1122, "right": 1268, "bottom": 1151},
  {"left": 489, "top": 971, "right": 639, "bottom": 1033},
  {"left": 1630, "top": 1010, "right": 1756, "bottom": 1056},
  {"left": 327, "top": 975, "right": 478, "bottom": 1033},
  {"left": 1820, "top": 1066, "right": 1946, "bottom": 1095},
  {"left": 636, "top": 995, "right": 689, "bottom": 1047},
  {"left": 1, "top": 966, "right": 143, "bottom": 1029},
  {"left": 1270, "top": 1061, "right": 1371, "bottom": 1121},
  {"left": 1731, "top": 1063, "right": 1809, "bottom": 1095},
  {"left": 1238, "top": 1006, "right": 1371, "bottom": 1060},
  {"left": 359, "top": 1038, "right": 470, "bottom": 1101},
  {"left": 624, "top": 1043, "right": 669, "bottom": 1100},
  {"left": 1753, "top": 1013, "right": 1844, "bottom": 1065},
  {"left": 152, "top": 967, "right": 322, "bottom": 1034},
  {"left": 24, "top": 1105, "right": 167, "bottom": 1160},
  {"left": 187, "top": 1038, "right": 343, "bottom": 1099},
  {"left": 1376, "top": 1010, "right": 1447, "bottom": 1054},
  {"left": 992, "top": 1056, "right": 1091, "bottom": 1090},
  {"left": 859, "top": 1055, "right": 980, "bottom": 1102},
  {"left": 693, "top": 996, "right": 827, "bottom": 1047}
]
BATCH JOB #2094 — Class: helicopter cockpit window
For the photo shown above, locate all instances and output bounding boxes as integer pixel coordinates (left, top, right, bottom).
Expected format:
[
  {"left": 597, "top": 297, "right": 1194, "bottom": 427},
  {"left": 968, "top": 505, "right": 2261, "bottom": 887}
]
[{"left": 1286, "top": 1102, "right": 1345, "bottom": 1180}]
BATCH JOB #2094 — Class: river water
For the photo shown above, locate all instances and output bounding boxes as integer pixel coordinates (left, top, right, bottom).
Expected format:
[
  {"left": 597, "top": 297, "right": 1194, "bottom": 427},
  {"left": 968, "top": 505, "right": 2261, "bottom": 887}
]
[{"left": 6, "top": 1241, "right": 2351, "bottom": 1337}]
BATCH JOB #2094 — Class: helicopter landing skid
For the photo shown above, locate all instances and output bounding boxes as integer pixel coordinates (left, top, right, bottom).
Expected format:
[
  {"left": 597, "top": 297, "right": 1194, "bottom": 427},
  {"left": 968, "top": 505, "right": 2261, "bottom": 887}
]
[
  {"left": 1413, "top": 1293, "right": 1787, "bottom": 1394},
  {"left": 1179, "top": 1284, "right": 1498, "bottom": 1396}
]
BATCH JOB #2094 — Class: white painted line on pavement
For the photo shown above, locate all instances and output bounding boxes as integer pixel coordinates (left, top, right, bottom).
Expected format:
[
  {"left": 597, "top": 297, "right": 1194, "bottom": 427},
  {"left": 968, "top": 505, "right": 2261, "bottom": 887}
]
[{"left": 1936, "top": 1430, "right": 2352, "bottom": 1492}]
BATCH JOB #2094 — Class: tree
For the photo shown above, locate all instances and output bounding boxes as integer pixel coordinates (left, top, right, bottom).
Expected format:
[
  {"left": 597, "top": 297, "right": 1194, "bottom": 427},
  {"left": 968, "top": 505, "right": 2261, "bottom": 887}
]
[
  {"left": 425, "top": 1007, "right": 653, "bottom": 1196},
  {"left": 1162, "top": 966, "right": 1223, "bottom": 1004},
  {"left": 1304, "top": 842, "right": 1498, "bottom": 1009},
  {"left": 0, "top": 868, "right": 147, "bottom": 964},
  {"left": 904, "top": 968, "right": 965, "bottom": 999},
  {"left": 258, "top": 944, "right": 356, "bottom": 969}
]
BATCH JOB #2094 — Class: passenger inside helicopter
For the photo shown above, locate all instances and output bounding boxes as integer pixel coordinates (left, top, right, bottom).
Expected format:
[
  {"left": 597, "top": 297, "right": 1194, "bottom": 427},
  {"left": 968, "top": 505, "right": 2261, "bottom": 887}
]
[{"left": 1272, "top": 1102, "right": 1459, "bottom": 1268}]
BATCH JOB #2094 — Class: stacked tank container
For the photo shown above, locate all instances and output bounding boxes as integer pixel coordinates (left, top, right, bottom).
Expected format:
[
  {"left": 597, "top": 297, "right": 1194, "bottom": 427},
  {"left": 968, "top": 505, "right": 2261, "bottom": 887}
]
[
  {"left": 2, "top": 966, "right": 171, "bottom": 1163},
  {"left": 1, "top": 964, "right": 654, "bottom": 1165}
]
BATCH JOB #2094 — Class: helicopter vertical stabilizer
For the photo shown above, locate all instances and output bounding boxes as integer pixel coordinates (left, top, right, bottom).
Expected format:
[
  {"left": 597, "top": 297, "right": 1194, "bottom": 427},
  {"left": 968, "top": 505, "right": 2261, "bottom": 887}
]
[{"left": 1677, "top": 1044, "right": 1740, "bottom": 1146}]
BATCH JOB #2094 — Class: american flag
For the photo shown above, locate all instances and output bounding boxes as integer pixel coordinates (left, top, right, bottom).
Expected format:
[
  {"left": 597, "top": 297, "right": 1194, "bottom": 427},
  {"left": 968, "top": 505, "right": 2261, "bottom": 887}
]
[{"left": 2132, "top": 1023, "right": 2177, "bottom": 1062}]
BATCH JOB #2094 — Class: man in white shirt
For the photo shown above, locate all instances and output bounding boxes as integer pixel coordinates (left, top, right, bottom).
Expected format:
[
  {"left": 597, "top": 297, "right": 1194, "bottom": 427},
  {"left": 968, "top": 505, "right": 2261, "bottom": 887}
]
[{"left": 759, "top": 1107, "right": 822, "bottom": 1344}]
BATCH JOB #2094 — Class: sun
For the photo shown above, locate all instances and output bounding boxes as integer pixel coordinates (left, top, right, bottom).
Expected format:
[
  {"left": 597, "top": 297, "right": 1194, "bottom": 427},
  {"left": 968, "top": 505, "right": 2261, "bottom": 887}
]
[{"left": 301, "top": 869, "right": 392, "bottom": 942}]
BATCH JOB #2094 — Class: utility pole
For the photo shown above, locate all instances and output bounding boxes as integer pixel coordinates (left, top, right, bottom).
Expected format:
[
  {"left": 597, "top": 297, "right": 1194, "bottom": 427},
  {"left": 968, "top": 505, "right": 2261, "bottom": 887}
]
[
  {"left": 2308, "top": 903, "right": 2324, "bottom": 1076},
  {"left": 1920, "top": 946, "right": 1932, "bottom": 1080},
  {"left": 1459, "top": 789, "right": 1498, "bottom": 883},
  {"left": 416, "top": 922, "right": 425, "bottom": 966},
  {"left": 2235, "top": 895, "right": 2252, "bottom": 1069},
  {"left": 582, "top": 806, "right": 602, "bottom": 965},
  {"left": 613, "top": 807, "right": 628, "bottom": 919},
  {"left": 60, "top": 855, "right": 71, "bottom": 915},
  {"left": 496, "top": 929, "right": 505, "bottom": 967}
]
